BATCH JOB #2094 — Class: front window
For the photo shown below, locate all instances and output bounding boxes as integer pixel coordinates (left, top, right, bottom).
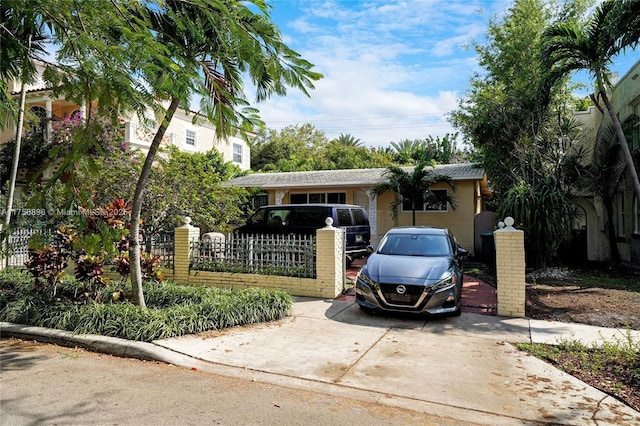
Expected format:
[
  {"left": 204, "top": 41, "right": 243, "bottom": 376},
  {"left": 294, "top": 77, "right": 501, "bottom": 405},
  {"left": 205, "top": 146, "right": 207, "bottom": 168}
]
[
  {"left": 290, "top": 192, "right": 346, "bottom": 204},
  {"left": 252, "top": 193, "right": 269, "bottom": 209},
  {"left": 401, "top": 189, "right": 449, "bottom": 212},
  {"left": 28, "top": 105, "right": 47, "bottom": 131},
  {"left": 266, "top": 209, "right": 291, "bottom": 228},
  {"left": 233, "top": 143, "right": 243, "bottom": 163},
  {"left": 185, "top": 129, "right": 196, "bottom": 146}
]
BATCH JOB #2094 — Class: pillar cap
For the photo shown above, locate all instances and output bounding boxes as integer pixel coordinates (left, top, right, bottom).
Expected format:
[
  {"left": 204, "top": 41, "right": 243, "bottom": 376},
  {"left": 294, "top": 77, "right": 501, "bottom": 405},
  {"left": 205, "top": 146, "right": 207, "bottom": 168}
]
[{"left": 497, "top": 216, "right": 517, "bottom": 231}]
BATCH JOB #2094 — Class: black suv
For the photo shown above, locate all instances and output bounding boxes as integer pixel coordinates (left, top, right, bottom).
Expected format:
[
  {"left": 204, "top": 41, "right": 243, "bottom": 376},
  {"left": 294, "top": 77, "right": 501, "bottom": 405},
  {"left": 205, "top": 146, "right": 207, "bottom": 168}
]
[{"left": 235, "top": 204, "right": 371, "bottom": 265}]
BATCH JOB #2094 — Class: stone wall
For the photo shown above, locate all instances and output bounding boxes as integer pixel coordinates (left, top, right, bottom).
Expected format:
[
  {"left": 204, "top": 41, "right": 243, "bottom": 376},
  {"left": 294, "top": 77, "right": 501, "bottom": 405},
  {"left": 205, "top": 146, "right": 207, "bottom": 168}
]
[
  {"left": 170, "top": 218, "right": 345, "bottom": 299},
  {"left": 494, "top": 217, "right": 526, "bottom": 317}
]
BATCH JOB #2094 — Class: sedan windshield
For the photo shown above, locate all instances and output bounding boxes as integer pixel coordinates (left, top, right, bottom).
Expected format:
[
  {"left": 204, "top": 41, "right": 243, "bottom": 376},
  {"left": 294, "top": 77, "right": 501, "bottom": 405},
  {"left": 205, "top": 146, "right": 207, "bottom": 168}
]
[{"left": 377, "top": 234, "right": 451, "bottom": 257}]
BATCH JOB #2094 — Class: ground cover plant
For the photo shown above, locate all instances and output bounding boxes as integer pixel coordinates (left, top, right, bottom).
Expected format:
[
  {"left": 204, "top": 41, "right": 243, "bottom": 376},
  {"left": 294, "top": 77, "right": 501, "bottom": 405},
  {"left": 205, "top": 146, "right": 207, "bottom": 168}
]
[{"left": 0, "top": 268, "right": 292, "bottom": 342}]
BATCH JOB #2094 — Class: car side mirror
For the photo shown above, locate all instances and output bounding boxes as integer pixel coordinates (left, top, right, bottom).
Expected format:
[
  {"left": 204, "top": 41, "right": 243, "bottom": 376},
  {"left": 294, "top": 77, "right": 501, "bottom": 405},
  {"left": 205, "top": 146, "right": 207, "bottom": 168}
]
[
  {"left": 366, "top": 245, "right": 374, "bottom": 254},
  {"left": 457, "top": 247, "right": 468, "bottom": 257}
]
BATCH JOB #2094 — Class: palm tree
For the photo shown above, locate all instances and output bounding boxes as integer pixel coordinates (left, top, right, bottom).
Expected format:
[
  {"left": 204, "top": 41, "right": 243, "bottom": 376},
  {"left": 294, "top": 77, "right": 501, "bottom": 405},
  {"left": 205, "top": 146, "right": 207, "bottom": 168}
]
[
  {"left": 582, "top": 116, "right": 637, "bottom": 261},
  {"left": 390, "top": 139, "right": 426, "bottom": 164},
  {"left": 121, "top": 1, "right": 321, "bottom": 307},
  {"left": 333, "top": 133, "right": 363, "bottom": 147},
  {"left": 0, "top": 1, "right": 48, "bottom": 262},
  {"left": 371, "top": 161, "right": 456, "bottom": 226},
  {"left": 543, "top": 0, "right": 640, "bottom": 203}
]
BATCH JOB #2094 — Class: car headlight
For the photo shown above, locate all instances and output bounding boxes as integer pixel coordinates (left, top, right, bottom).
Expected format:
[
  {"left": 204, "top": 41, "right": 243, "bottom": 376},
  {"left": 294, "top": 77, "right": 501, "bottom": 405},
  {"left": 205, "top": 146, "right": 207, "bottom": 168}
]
[
  {"left": 357, "top": 266, "right": 377, "bottom": 288},
  {"left": 431, "top": 273, "right": 456, "bottom": 291}
]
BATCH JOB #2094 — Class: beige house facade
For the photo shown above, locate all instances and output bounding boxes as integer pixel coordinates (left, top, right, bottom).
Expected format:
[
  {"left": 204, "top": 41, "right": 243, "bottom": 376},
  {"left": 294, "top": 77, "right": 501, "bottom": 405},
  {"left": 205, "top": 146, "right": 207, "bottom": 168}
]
[
  {"left": 1, "top": 60, "right": 251, "bottom": 170},
  {"left": 225, "top": 163, "right": 492, "bottom": 256},
  {"left": 572, "top": 60, "right": 640, "bottom": 264}
]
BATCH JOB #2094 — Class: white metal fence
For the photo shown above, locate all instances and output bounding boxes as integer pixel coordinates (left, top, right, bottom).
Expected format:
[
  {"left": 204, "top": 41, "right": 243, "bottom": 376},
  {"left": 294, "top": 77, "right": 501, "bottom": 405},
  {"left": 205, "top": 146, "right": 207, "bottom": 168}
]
[
  {"left": 3, "top": 228, "right": 52, "bottom": 268},
  {"left": 190, "top": 233, "right": 316, "bottom": 278},
  {"left": 143, "top": 233, "right": 174, "bottom": 269},
  {"left": 2, "top": 229, "right": 174, "bottom": 269},
  {"left": 4, "top": 229, "right": 316, "bottom": 279}
]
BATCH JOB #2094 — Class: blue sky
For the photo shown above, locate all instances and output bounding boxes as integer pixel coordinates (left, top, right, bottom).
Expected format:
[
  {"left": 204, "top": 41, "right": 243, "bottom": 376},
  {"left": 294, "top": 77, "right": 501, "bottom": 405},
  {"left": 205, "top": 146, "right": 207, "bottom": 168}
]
[{"left": 252, "top": 0, "right": 640, "bottom": 148}]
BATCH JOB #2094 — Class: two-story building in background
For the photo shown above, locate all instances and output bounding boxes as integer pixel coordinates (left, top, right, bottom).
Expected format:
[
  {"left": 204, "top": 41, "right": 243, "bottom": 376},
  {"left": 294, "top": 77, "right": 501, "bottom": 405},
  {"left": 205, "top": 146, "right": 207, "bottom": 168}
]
[
  {"left": 573, "top": 59, "right": 640, "bottom": 264},
  {"left": 1, "top": 60, "right": 251, "bottom": 177}
]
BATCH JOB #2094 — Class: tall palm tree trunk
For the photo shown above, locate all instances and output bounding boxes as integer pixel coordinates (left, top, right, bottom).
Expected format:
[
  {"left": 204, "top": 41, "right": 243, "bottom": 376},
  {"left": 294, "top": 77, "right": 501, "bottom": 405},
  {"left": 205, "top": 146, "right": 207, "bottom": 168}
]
[
  {"left": 598, "top": 76, "right": 640, "bottom": 203},
  {"left": 604, "top": 198, "right": 621, "bottom": 261},
  {"left": 3, "top": 35, "right": 31, "bottom": 267},
  {"left": 129, "top": 97, "right": 180, "bottom": 308}
]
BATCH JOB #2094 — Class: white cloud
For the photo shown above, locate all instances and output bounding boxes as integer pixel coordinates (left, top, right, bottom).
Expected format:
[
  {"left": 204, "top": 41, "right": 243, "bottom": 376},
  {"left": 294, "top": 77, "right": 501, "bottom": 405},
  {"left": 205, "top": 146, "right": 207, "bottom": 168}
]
[
  {"left": 248, "top": 1, "right": 566, "bottom": 147},
  {"left": 239, "top": 0, "right": 637, "bottom": 151}
]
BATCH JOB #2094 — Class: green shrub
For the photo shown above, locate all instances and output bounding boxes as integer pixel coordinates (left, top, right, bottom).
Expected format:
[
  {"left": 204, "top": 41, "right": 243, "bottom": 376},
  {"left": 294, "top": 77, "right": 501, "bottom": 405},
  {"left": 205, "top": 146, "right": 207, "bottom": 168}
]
[
  {"left": 0, "top": 269, "right": 293, "bottom": 342},
  {"left": 0, "top": 268, "right": 34, "bottom": 290}
]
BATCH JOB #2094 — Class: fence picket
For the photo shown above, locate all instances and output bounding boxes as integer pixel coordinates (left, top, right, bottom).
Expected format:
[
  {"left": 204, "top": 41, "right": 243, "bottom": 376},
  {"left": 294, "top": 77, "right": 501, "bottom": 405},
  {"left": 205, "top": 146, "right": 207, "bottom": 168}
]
[{"left": 191, "top": 233, "right": 316, "bottom": 278}]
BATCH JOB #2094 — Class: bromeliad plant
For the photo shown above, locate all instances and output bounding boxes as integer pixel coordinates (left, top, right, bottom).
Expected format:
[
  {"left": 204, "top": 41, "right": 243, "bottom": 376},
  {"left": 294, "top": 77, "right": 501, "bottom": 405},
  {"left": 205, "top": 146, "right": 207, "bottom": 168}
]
[
  {"left": 23, "top": 198, "right": 164, "bottom": 301},
  {"left": 25, "top": 226, "right": 76, "bottom": 295},
  {"left": 113, "top": 238, "right": 164, "bottom": 285}
]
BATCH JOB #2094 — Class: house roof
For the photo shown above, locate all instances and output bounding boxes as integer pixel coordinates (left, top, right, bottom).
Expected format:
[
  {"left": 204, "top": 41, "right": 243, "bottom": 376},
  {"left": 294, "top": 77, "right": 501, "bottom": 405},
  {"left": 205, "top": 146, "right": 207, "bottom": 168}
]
[{"left": 225, "top": 163, "right": 486, "bottom": 189}]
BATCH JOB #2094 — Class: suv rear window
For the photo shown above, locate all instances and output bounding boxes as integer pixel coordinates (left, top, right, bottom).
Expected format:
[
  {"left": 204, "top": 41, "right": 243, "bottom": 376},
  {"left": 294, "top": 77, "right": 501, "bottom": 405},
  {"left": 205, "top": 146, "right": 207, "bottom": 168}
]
[
  {"left": 351, "top": 208, "right": 368, "bottom": 226},
  {"left": 287, "top": 207, "right": 330, "bottom": 227},
  {"left": 336, "top": 209, "right": 353, "bottom": 226}
]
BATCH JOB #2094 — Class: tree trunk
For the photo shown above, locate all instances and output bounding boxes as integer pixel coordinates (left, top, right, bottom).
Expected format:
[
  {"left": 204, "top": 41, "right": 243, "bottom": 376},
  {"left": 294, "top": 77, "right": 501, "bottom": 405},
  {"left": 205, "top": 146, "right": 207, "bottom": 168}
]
[
  {"left": 604, "top": 198, "right": 621, "bottom": 262},
  {"left": 598, "top": 78, "right": 640, "bottom": 204},
  {"left": 3, "top": 36, "right": 31, "bottom": 267},
  {"left": 129, "top": 97, "right": 180, "bottom": 308}
]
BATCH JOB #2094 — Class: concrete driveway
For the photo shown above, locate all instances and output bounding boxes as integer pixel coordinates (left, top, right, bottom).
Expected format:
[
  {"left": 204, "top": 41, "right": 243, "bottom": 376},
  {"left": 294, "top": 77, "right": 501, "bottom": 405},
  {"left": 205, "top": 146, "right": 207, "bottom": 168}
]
[{"left": 155, "top": 298, "right": 640, "bottom": 425}]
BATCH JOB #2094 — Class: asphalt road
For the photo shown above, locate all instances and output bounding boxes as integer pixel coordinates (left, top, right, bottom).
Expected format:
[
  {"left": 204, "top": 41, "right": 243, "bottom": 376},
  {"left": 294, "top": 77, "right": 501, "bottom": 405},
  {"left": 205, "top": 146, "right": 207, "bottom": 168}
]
[{"left": 0, "top": 338, "right": 470, "bottom": 426}]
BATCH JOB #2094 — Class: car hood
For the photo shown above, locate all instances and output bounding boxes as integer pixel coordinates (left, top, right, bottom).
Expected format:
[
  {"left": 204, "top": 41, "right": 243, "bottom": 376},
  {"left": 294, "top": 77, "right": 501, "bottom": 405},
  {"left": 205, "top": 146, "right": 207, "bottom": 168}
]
[{"left": 362, "top": 254, "right": 454, "bottom": 285}]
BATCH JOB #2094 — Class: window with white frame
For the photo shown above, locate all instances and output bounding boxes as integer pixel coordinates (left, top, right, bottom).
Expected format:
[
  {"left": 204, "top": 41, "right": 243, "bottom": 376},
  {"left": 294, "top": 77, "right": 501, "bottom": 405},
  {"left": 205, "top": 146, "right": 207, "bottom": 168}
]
[
  {"left": 28, "top": 106, "right": 47, "bottom": 131},
  {"left": 401, "top": 189, "right": 449, "bottom": 212},
  {"left": 290, "top": 192, "right": 346, "bottom": 204},
  {"left": 252, "top": 193, "right": 269, "bottom": 209},
  {"left": 185, "top": 129, "right": 196, "bottom": 146},
  {"left": 233, "top": 143, "right": 243, "bottom": 163}
]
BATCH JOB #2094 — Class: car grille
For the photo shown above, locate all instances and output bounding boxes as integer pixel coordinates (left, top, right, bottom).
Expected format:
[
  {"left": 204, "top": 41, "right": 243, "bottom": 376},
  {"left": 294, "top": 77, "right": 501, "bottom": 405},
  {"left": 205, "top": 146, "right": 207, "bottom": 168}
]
[{"left": 378, "top": 283, "right": 426, "bottom": 306}]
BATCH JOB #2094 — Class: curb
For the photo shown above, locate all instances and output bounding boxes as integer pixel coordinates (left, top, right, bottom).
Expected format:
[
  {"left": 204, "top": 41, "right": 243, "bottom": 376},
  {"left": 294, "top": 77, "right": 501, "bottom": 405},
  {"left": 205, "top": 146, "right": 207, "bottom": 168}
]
[{"left": 0, "top": 322, "right": 202, "bottom": 368}]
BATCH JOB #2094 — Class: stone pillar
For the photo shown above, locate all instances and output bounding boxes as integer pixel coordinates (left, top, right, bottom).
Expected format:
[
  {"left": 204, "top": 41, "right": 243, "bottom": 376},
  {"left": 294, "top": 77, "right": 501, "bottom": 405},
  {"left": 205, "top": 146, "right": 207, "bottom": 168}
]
[
  {"left": 174, "top": 217, "right": 200, "bottom": 284},
  {"left": 315, "top": 218, "right": 345, "bottom": 298},
  {"left": 494, "top": 217, "right": 526, "bottom": 317},
  {"left": 364, "top": 187, "right": 379, "bottom": 246},
  {"left": 275, "top": 190, "right": 287, "bottom": 205}
]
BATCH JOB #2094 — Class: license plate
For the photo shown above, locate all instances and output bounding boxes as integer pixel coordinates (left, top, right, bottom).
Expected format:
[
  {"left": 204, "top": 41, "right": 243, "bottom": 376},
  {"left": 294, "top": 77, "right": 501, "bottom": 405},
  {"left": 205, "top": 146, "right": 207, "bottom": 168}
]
[{"left": 388, "top": 294, "right": 411, "bottom": 303}]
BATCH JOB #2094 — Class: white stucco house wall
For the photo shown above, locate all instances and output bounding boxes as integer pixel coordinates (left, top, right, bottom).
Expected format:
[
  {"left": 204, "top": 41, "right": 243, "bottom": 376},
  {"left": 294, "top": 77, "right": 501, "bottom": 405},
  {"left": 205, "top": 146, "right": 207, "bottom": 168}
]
[{"left": 1, "top": 60, "right": 251, "bottom": 170}]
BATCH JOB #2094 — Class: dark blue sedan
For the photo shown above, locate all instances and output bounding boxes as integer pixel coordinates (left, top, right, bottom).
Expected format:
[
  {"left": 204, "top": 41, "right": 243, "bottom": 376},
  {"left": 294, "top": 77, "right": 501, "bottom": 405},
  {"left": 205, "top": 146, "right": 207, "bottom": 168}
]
[{"left": 355, "top": 227, "right": 467, "bottom": 316}]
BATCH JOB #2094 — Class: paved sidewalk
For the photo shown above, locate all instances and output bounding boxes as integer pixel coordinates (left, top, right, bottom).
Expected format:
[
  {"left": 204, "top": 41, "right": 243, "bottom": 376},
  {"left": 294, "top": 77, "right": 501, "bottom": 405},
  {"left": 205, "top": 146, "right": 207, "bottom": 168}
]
[
  {"left": 2, "top": 300, "right": 639, "bottom": 425},
  {"left": 150, "top": 298, "right": 638, "bottom": 425},
  {"left": 2, "top": 275, "right": 639, "bottom": 425}
]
